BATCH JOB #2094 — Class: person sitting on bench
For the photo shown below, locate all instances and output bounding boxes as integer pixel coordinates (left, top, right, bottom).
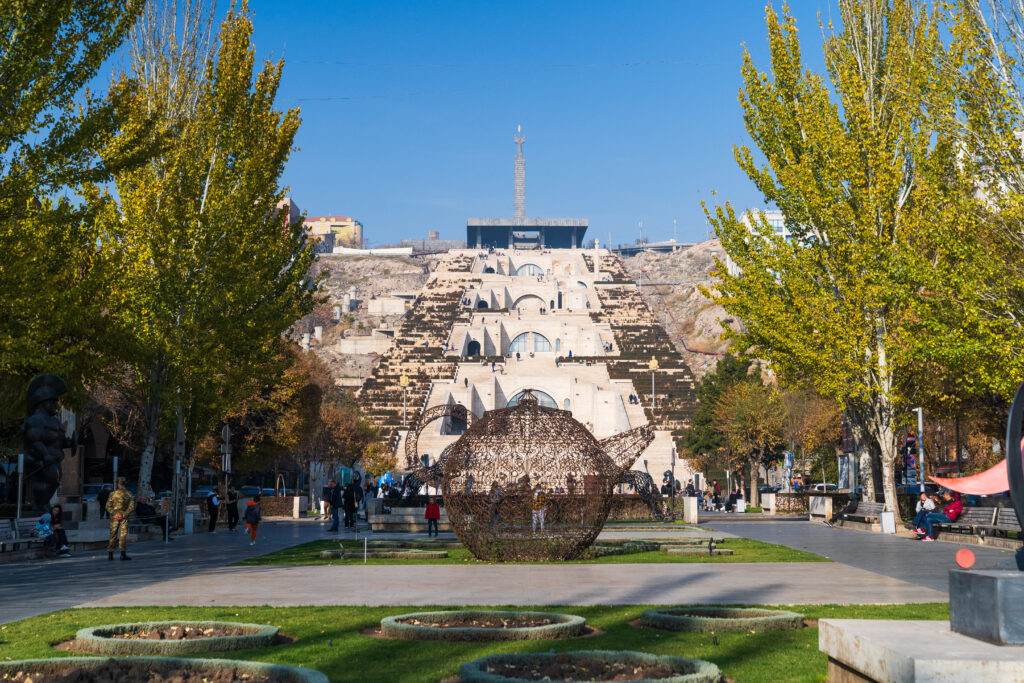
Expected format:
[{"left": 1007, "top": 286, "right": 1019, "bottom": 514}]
[{"left": 917, "top": 490, "right": 963, "bottom": 542}]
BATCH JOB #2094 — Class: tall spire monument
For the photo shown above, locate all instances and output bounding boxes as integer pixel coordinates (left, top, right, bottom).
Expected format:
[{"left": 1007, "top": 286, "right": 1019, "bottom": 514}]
[{"left": 514, "top": 125, "right": 525, "bottom": 219}]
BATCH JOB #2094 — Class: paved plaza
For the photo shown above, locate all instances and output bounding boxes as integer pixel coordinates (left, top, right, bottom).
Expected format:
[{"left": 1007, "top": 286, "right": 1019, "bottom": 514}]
[{"left": 3, "top": 516, "right": 1005, "bottom": 624}]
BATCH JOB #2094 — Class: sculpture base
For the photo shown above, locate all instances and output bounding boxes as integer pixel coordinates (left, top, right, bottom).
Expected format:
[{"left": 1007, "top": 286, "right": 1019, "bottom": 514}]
[
  {"left": 950, "top": 569, "right": 1024, "bottom": 645},
  {"left": 820, "top": 619, "right": 1024, "bottom": 683}
]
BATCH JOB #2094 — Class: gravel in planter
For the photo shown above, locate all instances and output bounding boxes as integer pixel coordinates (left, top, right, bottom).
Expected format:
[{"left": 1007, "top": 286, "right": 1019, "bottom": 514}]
[
  {"left": 72, "top": 621, "right": 279, "bottom": 655},
  {"left": 379, "top": 610, "right": 586, "bottom": 641},
  {"left": 459, "top": 650, "right": 721, "bottom": 682},
  {"left": 640, "top": 607, "right": 803, "bottom": 632},
  {"left": 0, "top": 656, "right": 326, "bottom": 683}
]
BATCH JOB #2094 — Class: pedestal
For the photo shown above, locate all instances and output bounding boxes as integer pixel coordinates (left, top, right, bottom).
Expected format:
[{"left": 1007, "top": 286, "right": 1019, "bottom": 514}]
[
  {"left": 950, "top": 570, "right": 1024, "bottom": 645},
  {"left": 762, "top": 492, "right": 776, "bottom": 515},
  {"left": 809, "top": 495, "right": 832, "bottom": 519},
  {"left": 681, "top": 496, "right": 698, "bottom": 523}
]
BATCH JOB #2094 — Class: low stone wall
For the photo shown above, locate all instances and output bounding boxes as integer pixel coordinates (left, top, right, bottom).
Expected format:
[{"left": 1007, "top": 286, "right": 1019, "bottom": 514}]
[
  {"left": 369, "top": 506, "right": 451, "bottom": 532},
  {"left": 607, "top": 496, "right": 659, "bottom": 520},
  {"left": 259, "top": 496, "right": 309, "bottom": 519},
  {"left": 775, "top": 493, "right": 808, "bottom": 513}
]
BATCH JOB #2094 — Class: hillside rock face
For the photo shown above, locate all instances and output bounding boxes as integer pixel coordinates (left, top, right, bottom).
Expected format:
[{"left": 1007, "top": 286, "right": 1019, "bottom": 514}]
[{"left": 622, "top": 239, "right": 738, "bottom": 378}]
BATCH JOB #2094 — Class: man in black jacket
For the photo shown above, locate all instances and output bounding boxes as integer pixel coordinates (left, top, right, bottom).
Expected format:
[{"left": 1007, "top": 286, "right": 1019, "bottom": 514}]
[
  {"left": 225, "top": 485, "right": 239, "bottom": 531},
  {"left": 342, "top": 481, "right": 358, "bottom": 529},
  {"left": 325, "top": 480, "right": 341, "bottom": 532}
]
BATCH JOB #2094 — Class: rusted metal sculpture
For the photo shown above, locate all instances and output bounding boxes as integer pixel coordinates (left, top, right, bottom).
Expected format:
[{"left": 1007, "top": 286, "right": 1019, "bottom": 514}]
[
  {"left": 406, "top": 391, "right": 653, "bottom": 560},
  {"left": 616, "top": 469, "right": 673, "bottom": 522}
]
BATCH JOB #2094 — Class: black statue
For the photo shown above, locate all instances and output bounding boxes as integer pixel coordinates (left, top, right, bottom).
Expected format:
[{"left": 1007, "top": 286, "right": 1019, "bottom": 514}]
[{"left": 21, "top": 374, "right": 72, "bottom": 510}]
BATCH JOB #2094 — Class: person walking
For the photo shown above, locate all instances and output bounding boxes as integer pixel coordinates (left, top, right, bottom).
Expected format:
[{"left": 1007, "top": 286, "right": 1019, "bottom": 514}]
[
  {"left": 342, "top": 480, "right": 358, "bottom": 529},
  {"left": 425, "top": 496, "right": 440, "bottom": 537},
  {"left": 206, "top": 488, "right": 221, "bottom": 533},
  {"left": 225, "top": 485, "right": 239, "bottom": 532},
  {"left": 98, "top": 484, "right": 111, "bottom": 519},
  {"left": 106, "top": 477, "right": 135, "bottom": 561},
  {"left": 531, "top": 486, "right": 547, "bottom": 533},
  {"left": 325, "top": 479, "right": 340, "bottom": 532},
  {"left": 244, "top": 494, "right": 262, "bottom": 546}
]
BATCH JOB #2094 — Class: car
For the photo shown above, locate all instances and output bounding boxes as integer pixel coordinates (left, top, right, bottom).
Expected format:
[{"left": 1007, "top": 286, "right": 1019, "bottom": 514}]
[
  {"left": 261, "top": 487, "right": 276, "bottom": 497},
  {"left": 757, "top": 486, "right": 780, "bottom": 494},
  {"left": 239, "top": 485, "right": 261, "bottom": 497},
  {"left": 193, "top": 486, "right": 215, "bottom": 499},
  {"left": 155, "top": 490, "right": 173, "bottom": 500},
  {"left": 811, "top": 483, "right": 838, "bottom": 492},
  {"left": 82, "top": 483, "right": 111, "bottom": 502}
]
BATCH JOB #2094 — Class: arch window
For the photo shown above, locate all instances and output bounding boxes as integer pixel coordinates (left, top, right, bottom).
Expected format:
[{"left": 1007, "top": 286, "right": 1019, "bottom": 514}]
[
  {"left": 510, "top": 332, "right": 552, "bottom": 353},
  {"left": 515, "top": 263, "right": 544, "bottom": 277},
  {"left": 476, "top": 300, "right": 489, "bottom": 308},
  {"left": 508, "top": 390, "right": 558, "bottom": 409}
]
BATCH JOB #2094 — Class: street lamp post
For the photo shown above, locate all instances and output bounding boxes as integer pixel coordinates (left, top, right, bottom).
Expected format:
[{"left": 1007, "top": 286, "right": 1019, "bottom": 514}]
[
  {"left": 914, "top": 407, "right": 925, "bottom": 493},
  {"left": 648, "top": 357, "right": 659, "bottom": 412},
  {"left": 400, "top": 374, "right": 410, "bottom": 426}
]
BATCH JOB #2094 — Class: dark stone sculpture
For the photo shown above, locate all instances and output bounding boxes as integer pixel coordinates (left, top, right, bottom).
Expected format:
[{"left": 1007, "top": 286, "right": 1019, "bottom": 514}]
[
  {"left": 1004, "top": 380, "right": 1024, "bottom": 570},
  {"left": 21, "top": 374, "right": 72, "bottom": 510},
  {"left": 406, "top": 392, "right": 653, "bottom": 561}
]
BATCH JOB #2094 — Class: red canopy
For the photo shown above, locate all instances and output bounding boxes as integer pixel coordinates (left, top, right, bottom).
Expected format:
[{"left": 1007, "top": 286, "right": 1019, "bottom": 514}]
[{"left": 930, "top": 459, "right": 1009, "bottom": 495}]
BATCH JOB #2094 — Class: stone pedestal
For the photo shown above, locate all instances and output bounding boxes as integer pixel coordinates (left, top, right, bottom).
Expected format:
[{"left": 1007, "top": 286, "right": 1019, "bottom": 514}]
[
  {"left": 809, "top": 495, "right": 832, "bottom": 519},
  {"left": 762, "top": 492, "right": 776, "bottom": 515},
  {"left": 950, "top": 570, "right": 1024, "bottom": 645},
  {"left": 820, "top": 618, "right": 1024, "bottom": 682},
  {"left": 681, "top": 496, "right": 698, "bottom": 523}
]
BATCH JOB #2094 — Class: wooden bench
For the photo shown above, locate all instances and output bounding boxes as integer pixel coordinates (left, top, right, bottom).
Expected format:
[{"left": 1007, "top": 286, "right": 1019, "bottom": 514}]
[
  {"left": 984, "top": 508, "right": 1022, "bottom": 538},
  {"left": 843, "top": 500, "right": 884, "bottom": 524},
  {"left": 933, "top": 507, "right": 996, "bottom": 536},
  {"left": 0, "top": 519, "right": 46, "bottom": 551}
]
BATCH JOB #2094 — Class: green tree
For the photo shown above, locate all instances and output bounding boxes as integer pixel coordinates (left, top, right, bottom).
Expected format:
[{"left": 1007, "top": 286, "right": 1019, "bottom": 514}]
[
  {"left": 712, "top": 380, "right": 785, "bottom": 507},
  {"left": 681, "top": 355, "right": 755, "bottom": 472},
  {"left": 706, "top": 1, "right": 981, "bottom": 520},
  {"left": 104, "top": 1, "right": 317, "bottom": 498},
  {"left": 0, "top": 1, "right": 154, "bottom": 408}
]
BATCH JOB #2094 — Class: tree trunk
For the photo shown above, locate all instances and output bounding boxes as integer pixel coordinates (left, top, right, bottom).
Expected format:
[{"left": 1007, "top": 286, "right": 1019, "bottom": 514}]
[
  {"left": 136, "top": 364, "right": 164, "bottom": 500},
  {"left": 749, "top": 451, "right": 761, "bottom": 508}
]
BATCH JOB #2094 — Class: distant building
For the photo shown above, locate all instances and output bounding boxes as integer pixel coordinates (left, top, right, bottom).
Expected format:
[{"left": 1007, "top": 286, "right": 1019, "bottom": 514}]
[
  {"left": 277, "top": 197, "right": 302, "bottom": 225},
  {"left": 305, "top": 215, "right": 363, "bottom": 249},
  {"left": 428, "top": 230, "right": 440, "bottom": 240},
  {"left": 724, "top": 209, "right": 791, "bottom": 276},
  {"left": 467, "top": 128, "right": 588, "bottom": 249}
]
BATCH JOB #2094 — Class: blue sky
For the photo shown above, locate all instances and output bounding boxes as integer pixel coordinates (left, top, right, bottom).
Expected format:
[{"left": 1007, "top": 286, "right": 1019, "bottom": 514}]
[{"left": 238, "top": 1, "right": 831, "bottom": 246}]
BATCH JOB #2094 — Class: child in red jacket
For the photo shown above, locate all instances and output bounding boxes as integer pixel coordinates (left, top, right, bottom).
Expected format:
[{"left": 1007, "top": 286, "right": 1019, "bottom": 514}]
[{"left": 425, "top": 497, "right": 440, "bottom": 537}]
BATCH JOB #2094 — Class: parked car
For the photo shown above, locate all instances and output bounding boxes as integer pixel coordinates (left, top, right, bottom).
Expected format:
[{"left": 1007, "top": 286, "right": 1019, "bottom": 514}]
[
  {"left": 82, "top": 483, "right": 111, "bottom": 502},
  {"left": 811, "top": 483, "right": 838, "bottom": 492},
  {"left": 757, "top": 486, "right": 779, "bottom": 494},
  {"left": 193, "top": 486, "right": 215, "bottom": 499},
  {"left": 897, "top": 483, "right": 939, "bottom": 496},
  {"left": 261, "top": 487, "right": 276, "bottom": 497},
  {"left": 239, "top": 485, "right": 261, "bottom": 497}
]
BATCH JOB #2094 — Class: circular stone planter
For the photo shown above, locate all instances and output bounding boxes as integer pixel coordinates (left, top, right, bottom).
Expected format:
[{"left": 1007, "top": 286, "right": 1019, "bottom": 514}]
[
  {"left": 0, "top": 656, "right": 326, "bottom": 683},
  {"left": 73, "top": 620, "right": 279, "bottom": 655},
  {"left": 640, "top": 607, "right": 803, "bottom": 632},
  {"left": 459, "top": 650, "right": 721, "bottom": 683},
  {"left": 379, "top": 609, "right": 586, "bottom": 641},
  {"left": 320, "top": 549, "right": 449, "bottom": 559}
]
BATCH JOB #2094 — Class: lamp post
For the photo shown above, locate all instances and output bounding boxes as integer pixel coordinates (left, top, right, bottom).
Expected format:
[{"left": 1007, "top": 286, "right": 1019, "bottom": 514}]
[
  {"left": 648, "top": 357, "right": 659, "bottom": 412},
  {"left": 400, "top": 374, "right": 410, "bottom": 426},
  {"left": 914, "top": 407, "right": 925, "bottom": 493}
]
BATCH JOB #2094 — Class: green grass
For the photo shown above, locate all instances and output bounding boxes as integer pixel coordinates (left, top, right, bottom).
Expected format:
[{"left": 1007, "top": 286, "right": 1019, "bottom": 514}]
[
  {"left": 232, "top": 537, "right": 828, "bottom": 567},
  {"left": 0, "top": 603, "right": 948, "bottom": 682}
]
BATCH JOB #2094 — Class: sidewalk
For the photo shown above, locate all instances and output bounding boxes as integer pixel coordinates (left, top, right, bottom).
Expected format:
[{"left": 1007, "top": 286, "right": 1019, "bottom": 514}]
[{"left": 0, "top": 518, "right": 342, "bottom": 624}]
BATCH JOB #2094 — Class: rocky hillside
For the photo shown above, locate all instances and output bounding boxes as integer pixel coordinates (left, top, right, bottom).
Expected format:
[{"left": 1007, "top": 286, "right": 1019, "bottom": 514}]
[{"left": 622, "top": 239, "right": 739, "bottom": 378}]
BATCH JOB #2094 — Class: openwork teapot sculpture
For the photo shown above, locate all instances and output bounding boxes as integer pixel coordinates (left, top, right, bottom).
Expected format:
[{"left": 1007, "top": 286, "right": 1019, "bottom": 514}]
[{"left": 406, "top": 391, "right": 653, "bottom": 560}]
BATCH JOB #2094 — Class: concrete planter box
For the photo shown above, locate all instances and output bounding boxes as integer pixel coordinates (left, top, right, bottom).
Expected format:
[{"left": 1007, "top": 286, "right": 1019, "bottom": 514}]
[
  {"left": 809, "top": 495, "right": 832, "bottom": 519},
  {"left": 459, "top": 650, "right": 721, "bottom": 683},
  {"left": 380, "top": 610, "right": 586, "bottom": 641},
  {"left": 0, "top": 657, "right": 325, "bottom": 683},
  {"left": 73, "top": 620, "right": 278, "bottom": 655}
]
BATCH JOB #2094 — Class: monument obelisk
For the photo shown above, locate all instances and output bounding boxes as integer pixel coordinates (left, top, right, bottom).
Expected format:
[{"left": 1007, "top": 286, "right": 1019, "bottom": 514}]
[{"left": 514, "top": 126, "right": 525, "bottom": 219}]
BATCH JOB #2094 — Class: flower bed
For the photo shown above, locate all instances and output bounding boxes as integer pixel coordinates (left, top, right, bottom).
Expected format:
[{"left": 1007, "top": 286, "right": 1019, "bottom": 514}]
[
  {"left": 379, "top": 610, "right": 586, "bottom": 641},
  {"left": 640, "top": 607, "right": 803, "bottom": 632},
  {"left": 459, "top": 650, "right": 721, "bottom": 682},
  {"left": 0, "top": 656, "right": 325, "bottom": 683},
  {"left": 72, "top": 621, "right": 278, "bottom": 655}
]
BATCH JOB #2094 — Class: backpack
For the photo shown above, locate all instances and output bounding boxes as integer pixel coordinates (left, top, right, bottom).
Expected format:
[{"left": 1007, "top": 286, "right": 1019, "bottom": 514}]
[{"left": 244, "top": 504, "right": 261, "bottom": 525}]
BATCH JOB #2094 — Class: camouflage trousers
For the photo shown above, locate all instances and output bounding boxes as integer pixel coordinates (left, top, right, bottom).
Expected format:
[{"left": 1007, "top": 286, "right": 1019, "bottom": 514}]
[{"left": 108, "top": 517, "right": 129, "bottom": 552}]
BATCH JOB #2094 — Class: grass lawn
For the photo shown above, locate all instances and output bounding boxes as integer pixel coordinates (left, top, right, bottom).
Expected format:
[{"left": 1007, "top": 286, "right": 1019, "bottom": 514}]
[
  {"left": 232, "top": 537, "right": 828, "bottom": 567},
  {"left": 0, "top": 603, "right": 948, "bottom": 682}
]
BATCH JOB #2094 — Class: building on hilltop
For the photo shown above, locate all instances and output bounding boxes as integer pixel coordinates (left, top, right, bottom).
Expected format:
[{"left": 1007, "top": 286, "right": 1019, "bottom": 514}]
[
  {"left": 467, "top": 127, "right": 588, "bottom": 249},
  {"left": 305, "top": 214, "right": 363, "bottom": 250},
  {"left": 723, "top": 208, "right": 790, "bottom": 276}
]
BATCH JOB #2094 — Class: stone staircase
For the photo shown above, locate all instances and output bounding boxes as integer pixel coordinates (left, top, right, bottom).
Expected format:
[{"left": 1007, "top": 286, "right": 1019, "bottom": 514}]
[{"left": 359, "top": 270, "right": 481, "bottom": 447}]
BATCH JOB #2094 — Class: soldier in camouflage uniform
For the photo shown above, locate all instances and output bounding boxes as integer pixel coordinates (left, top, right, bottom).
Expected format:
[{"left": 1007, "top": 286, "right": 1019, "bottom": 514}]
[{"left": 106, "top": 477, "right": 135, "bottom": 561}]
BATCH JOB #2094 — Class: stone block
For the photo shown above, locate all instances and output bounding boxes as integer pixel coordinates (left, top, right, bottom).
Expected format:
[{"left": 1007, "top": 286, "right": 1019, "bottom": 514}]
[
  {"left": 681, "top": 496, "right": 698, "bottom": 523},
  {"left": 809, "top": 495, "right": 832, "bottom": 519},
  {"left": 820, "top": 618, "right": 1024, "bottom": 682},
  {"left": 950, "top": 569, "right": 1024, "bottom": 645},
  {"left": 762, "top": 492, "right": 776, "bottom": 515}
]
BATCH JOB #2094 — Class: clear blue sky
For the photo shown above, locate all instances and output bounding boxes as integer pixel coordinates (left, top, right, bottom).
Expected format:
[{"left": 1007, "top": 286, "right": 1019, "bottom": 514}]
[{"left": 239, "top": 1, "right": 831, "bottom": 247}]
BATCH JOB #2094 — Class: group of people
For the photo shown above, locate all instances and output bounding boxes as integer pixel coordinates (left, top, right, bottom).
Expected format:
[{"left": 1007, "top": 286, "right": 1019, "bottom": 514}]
[
  {"left": 910, "top": 490, "right": 963, "bottom": 542},
  {"left": 323, "top": 479, "right": 361, "bottom": 531},
  {"left": 205, "top": 485, "right": 263, "bottom": 544}
]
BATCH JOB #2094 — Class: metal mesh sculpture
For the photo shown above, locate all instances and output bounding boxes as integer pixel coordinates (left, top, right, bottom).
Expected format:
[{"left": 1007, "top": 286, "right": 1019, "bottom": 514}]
[
  {"left": 616, "top": 469, "right": 673, "bottom": 522},
  {"left": 406, "top": 391, "right": 653, "bottom": 561}
]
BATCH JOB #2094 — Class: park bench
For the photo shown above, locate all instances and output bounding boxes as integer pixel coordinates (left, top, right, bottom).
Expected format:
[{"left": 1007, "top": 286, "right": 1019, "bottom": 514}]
[
  {"left": 843, "top": 500, "right": 884, "bottom": 524},
  {"left": 987, "top": 507, "right": 1022, "bottom": 538},
  {"left": 0, "top": 518, "right": 46, "bottom": 552},
  {"left": 933, "top": 507, "right": 996, "bottom": 537}
]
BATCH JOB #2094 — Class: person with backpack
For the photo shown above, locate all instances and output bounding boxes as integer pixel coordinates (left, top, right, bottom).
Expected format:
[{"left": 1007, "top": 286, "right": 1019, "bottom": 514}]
[
  {"left": 342, "top": 481, "right": 358, "bottom": 529},
  {"left": 207, "top": 488, "right": 221, "bottom": 533},
  {"left": 244, "top": 494, "right": 262, "bottom": 545}
]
